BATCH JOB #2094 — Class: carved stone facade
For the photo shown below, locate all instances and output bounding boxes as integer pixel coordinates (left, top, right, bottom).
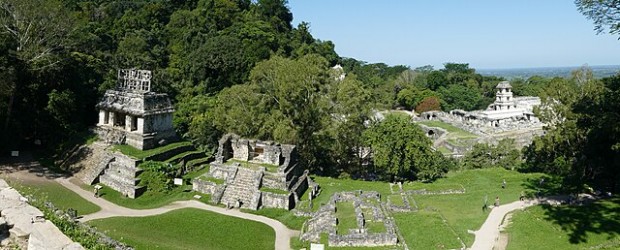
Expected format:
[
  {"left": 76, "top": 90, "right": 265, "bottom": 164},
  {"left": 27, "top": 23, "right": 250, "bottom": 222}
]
[
  {"left": 95, "top": 69, "right": 176, "bottom": 150},
  {"left": 192, "top": 134, "right": 312, "bottom": 210}
]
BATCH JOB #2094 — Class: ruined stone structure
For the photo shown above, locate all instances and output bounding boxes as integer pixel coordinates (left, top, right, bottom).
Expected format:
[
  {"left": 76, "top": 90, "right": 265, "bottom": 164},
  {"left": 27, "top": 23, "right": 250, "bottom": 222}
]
[
  {"left": 300, "top": 191, "right": 398, "bottom": 247},
  {"left": 96, "top": 152, "right": 144, "bottom": 198},
  {"left": 192, "top": 134, "right": 313, "bottom": 210},
  {"left": 95, "top": 69, "right": 176, "bottom": 150},
  {"left": 421, "top": 81, "right": 541, "bottom": 128},
  {"left": 0, "top": 179, "right": 84, "bottom": 250}
]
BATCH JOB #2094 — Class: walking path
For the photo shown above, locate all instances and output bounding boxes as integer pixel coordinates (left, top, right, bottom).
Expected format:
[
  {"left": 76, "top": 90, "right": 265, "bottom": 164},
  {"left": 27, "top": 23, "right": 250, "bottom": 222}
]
[
  {"left": 470, "top": 196, "right": 567, "bottom": 250},
  {"left": 55, "top": 178, "right": 299, "bottom": 250}
]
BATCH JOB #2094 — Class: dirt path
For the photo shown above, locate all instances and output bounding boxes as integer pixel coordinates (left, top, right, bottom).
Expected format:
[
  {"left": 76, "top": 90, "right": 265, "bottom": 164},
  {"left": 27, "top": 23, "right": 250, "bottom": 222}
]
[
  {"left": 55, "top": 177, "right": 298, "bottom": 250},
  {"left": 470, "top": 196, "right": 567, "bottom": 250}
]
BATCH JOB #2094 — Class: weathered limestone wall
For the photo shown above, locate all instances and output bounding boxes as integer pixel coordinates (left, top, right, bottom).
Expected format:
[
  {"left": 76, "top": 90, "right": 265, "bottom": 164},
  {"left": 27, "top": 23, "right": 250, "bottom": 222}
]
[
  {"left": 99, "top": 152, "right": 143, "bottom": 198},
  {"left": 192, "top": 179, "right": 219, "bottom": 195},
  {"left": 260, "top": 192, "right": 293, "bottom": 210},
  {"left": 0, "top": 179, "right": 84, "bottom": 250},
  {"left": 232, "top": 139, "right": 250, "bottom": 161},
  {"left": 209, "top": 164, "right": 237, "bottom": 181}
]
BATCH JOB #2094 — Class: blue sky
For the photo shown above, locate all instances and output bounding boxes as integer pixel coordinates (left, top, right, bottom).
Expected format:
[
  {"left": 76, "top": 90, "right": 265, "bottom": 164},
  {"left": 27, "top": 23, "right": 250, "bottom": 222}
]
[{"left": 288, "top": 1, "right": 620, "bottom": 69}]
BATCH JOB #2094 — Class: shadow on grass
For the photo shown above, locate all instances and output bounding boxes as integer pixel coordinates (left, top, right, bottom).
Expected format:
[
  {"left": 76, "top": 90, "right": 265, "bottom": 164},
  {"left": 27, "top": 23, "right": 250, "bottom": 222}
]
[
  {"left": 520, "top": 175, "right": 566, "bottom": 197},
  {"left": 539, "top": 196, "right": 620, "bottom": 244}
]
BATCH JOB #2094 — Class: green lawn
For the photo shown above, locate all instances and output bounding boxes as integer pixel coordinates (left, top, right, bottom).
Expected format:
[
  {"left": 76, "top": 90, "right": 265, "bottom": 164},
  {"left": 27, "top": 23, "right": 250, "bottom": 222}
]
[
  {"left": 260, "top": 187, "right": 290, "bottom": 194},
  {"left": 394, "top": 211, "right": 462, "bottom": 249},
  {"left": 97, "top": 184, "right": 202, "bottom": 209},
  {"left": 388, "top": 195, "right": 406, "bottom": 207},
  {"left": 336, "top": 202, "right": 358, "bottom": 235},
  {"left": 89, "top": 208, "right": 275, "bottom": 250},
  {"left": 8, "top": 179, "right": 100, "bottom": 215},
  {"left": 243, "top": 208, "right": 308, "bottom": 230},
  {"left": 416, "top": 120, "right": 477, "bottom": 138},
  {"left": 406, "top": 168, "right": 545, "bottom": 246},
  {"left": 165, "top": 150, "right": 204, "bottom": 163},
  {"left": 112, "top": 141, "right": 193, "bottom": 159},
  {"left": 506, "top": 198, "right": 620, "bottom": 250},
  {"left": 366, "top": 221, "right": 386, "bottom": 233},
  {"left": 295, "top": 168, "right": 543, "bottom": 248},
  {"left": 183, "top": 165, "right": 211, "bottom": 180}
]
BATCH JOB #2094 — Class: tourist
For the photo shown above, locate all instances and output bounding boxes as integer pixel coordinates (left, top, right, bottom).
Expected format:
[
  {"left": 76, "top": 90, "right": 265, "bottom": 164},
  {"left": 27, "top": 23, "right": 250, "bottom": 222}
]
[
  {"left": 502, "top": 179, "right": 506, "bottom": 189},
  {"left": 494, "top": 196, "right": 500, "bottom": 207},
  {"left": 519, "top": 191, "right": 525, "bottom": 201},
  {"left": 94, "top": 187, "right": 98, "bottom": 198}
]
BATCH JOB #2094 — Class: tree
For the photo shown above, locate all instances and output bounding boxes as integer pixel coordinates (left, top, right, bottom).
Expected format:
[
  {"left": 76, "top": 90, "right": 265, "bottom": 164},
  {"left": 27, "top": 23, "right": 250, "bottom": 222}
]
[
  {"left": 0, "top": 0, "right": 75, "bottom": 132},
  {"left": 463, "top": 139, "right": 520, "bottom": 169},
  {"left": 364, "top": 113, "right": 447, "bottom": 181},
  {"left": 438, "top": 84, "right": 484, "bottom": 111},
  {"left": 415, "top": 96, "right": 441, "bottom": 113},
  {"left": 576, "top": 0, "right": 620, "bottom": 38}
]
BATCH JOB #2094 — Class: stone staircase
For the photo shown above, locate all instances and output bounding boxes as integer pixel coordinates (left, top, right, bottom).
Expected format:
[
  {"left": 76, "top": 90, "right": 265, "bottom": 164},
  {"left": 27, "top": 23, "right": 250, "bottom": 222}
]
[
  {"left": 220, "top": 168, "right": 262, "bottom": 209},
  {"left": 80, "top": 153, "right": 114, "bottom": 185},
  {"left": 99, "top": 160, "right": 144, "bottom": 198}
]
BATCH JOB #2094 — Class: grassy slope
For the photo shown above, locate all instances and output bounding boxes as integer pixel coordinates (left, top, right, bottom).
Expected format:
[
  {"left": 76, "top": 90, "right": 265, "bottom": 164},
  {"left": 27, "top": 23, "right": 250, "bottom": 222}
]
[
  {"left": 506, "top": 198, "right": 620, "bottom": 250},
  {"left": 97, "top": 184, "right": 208, "bottom": 209},
  {"left": 8, "top": 179, "right": 101, "bottom": 215},
  {"left": 404, "top": 168, "right": 544, "bottom": 247},
  {"left": 295, "top": 168, "right": 543, "bottom": 249},
  {"left": 416, "top": 120, "right": 477, "bottom": 138},
  {"left": 89, "top": 208, "right": 275, "bottom": 250},
  {"left": 113, "top": 141, "right": 192, "bottom": 159}
]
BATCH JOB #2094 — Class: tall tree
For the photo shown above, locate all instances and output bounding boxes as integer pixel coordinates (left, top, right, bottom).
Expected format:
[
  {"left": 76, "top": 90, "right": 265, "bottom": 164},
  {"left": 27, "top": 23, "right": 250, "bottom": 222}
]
[
  {"left": 576, "top": 0, "right": 620, "bottom": 38},
  {"left": 364, "top": 113, "right": 447, "bottom": 181},
  {"left": 0, "top": 0, "right": 75, "bottom": 133}
]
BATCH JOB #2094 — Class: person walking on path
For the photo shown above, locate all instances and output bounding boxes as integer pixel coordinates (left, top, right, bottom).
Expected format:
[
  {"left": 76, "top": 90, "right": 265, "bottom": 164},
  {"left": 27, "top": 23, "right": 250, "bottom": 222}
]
[{"left": 494, "top": 196, "right": 500, "bottom": 207}]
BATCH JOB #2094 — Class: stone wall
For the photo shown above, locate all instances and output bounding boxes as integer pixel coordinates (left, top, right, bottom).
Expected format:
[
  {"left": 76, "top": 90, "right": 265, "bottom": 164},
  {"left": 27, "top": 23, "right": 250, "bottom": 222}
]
[
  {"left": 328, "top": 232, "right": 398, "bottom": 247},
  {"left": 262, "top": 172, "right": 287, "bottom": 190},
  {"left": 301, "top": 191, "right": 398, "bottom": 248},
  {"left": 209, "top": 163, "right": 237, "bottom": 181},
  {"left": 99, "top": 152, "right": 144, "bottom": 198},
  {"left": 0, "top": 179, "right": 84, "bottom": 250},
  {"left": 192, "top": 179, "right": 219, "bottom": 195},
  {"left": 232, "top": 139, "right": 250, "bottom": 161},
  {"left": 260, "top": 192, "right": 293, "bottom": 210}
]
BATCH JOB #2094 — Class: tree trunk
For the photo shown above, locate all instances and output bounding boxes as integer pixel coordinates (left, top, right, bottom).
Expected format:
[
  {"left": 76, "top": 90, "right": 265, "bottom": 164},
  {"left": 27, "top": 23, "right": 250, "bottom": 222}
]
[{"left": 3, "top": 87, "right": 15, "bottom": 133}]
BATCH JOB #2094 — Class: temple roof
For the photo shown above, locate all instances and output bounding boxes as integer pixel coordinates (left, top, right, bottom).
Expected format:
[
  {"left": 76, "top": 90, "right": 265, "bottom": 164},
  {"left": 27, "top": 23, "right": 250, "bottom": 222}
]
[
  {"left": 96, "top": 90, "right": 174, "bottom": 116},
  {"left": 496, "top": 81, "right": 512, "bottom": 89}
]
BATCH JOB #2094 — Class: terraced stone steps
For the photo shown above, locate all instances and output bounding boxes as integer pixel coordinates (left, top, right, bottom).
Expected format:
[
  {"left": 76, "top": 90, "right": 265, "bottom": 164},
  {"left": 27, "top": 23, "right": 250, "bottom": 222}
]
[{"left": 220, "top": 168, "right": 262, "bottom": 209}]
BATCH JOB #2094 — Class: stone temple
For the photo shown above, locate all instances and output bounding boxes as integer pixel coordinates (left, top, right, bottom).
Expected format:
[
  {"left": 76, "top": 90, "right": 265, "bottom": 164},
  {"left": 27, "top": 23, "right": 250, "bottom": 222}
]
[
  {"left": 85, "top": 69, "right": 178, "bottom": 198},
  {"left": 192, "top": 134, "right": 316, "bottom": 210},
  {"left": 421, "top": 81, "right": 541, "bottom": 128},
  {"left": 95, "top": 69, "right": 176, "bottom": 150}
]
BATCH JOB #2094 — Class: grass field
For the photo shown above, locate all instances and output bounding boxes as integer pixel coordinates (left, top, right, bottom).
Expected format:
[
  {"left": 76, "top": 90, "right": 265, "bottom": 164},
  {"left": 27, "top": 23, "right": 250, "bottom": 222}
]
[
  {"left": 89, "top": 208, "right": 275, "bottom": 250},
  {"left": 506, "top": 197, "right": 620, "bottom": 250},
  {"left": 242, "top": 208, "right": 308, "bottom": 230},
  {"left": 336, "top": 202, "right": 358, "bottom": 235},
  {"left": 404, "top": 168, "right": 544, "bottom": 247},
  {"left": 113, "top": 141, "right": 193, "bottom": 159},
  {"left": 97, "top": 184, "right": 208, "bottom": 209},
  {"left": 291, "top": 168, "right": 545, "bottom": 249},
  {"left": 416, "top": 120, "right": 478, "bottom": 139},
  {"left": 7, "top": 179, "right": 101, "bottom": 215}
]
